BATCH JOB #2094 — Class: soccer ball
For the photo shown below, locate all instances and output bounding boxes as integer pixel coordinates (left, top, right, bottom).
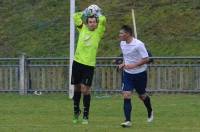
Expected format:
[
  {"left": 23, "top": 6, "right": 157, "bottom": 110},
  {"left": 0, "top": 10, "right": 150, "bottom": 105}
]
[{"left": 87, "top": 4, "right": 101, "bottom": 16}]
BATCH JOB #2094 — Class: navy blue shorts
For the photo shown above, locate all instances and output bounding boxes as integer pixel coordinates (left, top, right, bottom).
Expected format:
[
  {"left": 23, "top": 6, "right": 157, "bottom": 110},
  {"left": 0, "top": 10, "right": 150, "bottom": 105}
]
[{"left": 122, "top": 71, "right": 147, "bottom": 95}]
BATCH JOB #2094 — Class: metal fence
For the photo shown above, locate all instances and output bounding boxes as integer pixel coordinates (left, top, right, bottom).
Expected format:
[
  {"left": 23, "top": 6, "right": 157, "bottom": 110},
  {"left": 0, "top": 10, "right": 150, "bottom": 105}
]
[{"left": 0, "top": 55, "right": 199, "bottom": 94}]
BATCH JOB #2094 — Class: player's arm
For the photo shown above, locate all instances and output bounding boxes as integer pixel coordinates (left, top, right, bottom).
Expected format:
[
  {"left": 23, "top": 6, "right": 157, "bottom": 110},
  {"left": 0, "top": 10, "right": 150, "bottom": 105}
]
[
  {"left": 124, "top": 45, "right": 149, "bottom": 69},
  {"left": 97, "top": 15, "right": 106, "bottom": 37},
  {"left": 124, "top": 58, "right": 149, "bottom": 69},
  {"left": 73, "top": 12, "right": 84, "bottom": 30}
]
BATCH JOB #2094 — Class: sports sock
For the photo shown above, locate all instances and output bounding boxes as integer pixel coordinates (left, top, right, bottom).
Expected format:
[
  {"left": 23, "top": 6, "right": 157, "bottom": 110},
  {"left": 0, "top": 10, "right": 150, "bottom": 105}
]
[
  {"left": 73, "top": 91, "right": 81, "bottom": 115},
  {"left": 83, "top": 94, "right": 91, "bottom": 119},
  {"left": 124, "top": 99, "right": 132, "bottom": 121},
  {"left": 143, "top": 95, "right": 152, "bottom": 117}
]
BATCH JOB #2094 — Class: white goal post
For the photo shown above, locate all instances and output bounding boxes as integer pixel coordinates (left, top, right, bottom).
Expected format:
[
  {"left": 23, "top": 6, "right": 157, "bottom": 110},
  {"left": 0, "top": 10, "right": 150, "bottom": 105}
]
[{"left": 69, "top": 0, "right": 75, "bottom": 99}]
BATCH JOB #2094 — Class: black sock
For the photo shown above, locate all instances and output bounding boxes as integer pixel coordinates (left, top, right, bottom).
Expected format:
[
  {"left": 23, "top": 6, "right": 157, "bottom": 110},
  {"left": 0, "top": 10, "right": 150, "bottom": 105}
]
[
  {"left": 73, "top": 92, "right": 81, "bottom": 115},
  {"left": 143, "top": 96, "right": 152, "bottom": 117},
  {"left": 83, "top": 94, "right": 91, "bottom": 119},
  {"left": 124, "top": 99, "right": 132, "bottom": 121}
]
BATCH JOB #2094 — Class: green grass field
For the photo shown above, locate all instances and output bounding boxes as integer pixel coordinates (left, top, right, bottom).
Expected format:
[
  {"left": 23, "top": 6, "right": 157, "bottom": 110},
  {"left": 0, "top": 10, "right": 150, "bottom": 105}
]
[{"left": 0, "top": 93, "right": 200, "bottom": 132}]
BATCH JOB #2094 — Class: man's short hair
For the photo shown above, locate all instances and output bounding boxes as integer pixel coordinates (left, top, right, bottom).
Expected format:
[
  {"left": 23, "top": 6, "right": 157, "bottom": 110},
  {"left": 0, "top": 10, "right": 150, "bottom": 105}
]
[
  {"left": 121, "top": 25, "right": 133, "bottom": 36},
  {"left": 86, "top": 15, "right": 98, "bottom": 23}
]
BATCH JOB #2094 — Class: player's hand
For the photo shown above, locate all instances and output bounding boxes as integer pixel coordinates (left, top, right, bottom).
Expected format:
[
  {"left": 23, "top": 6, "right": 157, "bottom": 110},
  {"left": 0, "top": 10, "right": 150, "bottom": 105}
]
[
  {"left": 96, "top": 11, "right": 102, "bottom": 17},
  {"left": 83, "top": 8, "right": 89, "bottom": 16},
  {"left": 118, "top": 63, "right": 125, "bottom": 70}
]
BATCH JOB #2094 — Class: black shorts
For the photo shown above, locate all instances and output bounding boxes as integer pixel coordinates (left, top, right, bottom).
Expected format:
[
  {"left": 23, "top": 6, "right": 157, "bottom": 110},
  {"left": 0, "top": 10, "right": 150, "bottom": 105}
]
[{"left": 71, "top": 61, "right": 94, "bottom": 87}]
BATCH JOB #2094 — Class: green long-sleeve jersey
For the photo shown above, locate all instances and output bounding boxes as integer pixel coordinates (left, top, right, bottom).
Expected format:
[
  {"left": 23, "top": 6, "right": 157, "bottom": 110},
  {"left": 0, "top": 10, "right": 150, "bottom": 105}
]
[{"left": 73, "top": 12, "right": 106, "bottom": 66}]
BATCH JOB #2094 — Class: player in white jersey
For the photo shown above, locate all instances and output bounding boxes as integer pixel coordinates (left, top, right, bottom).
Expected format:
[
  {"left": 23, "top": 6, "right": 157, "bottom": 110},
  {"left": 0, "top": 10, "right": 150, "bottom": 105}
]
[{"left": 118, "top": 25, "right": 153, "bottom": 127}]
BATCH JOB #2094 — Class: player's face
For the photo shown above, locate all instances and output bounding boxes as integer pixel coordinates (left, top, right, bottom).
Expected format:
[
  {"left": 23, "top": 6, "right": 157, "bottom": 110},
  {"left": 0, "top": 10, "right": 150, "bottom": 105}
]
[
  {"left": 119, "top": 30, "right": 129, "bottom": 41},
  {"left": 87, "top": 18, "right": 98, "bottom": 31}
]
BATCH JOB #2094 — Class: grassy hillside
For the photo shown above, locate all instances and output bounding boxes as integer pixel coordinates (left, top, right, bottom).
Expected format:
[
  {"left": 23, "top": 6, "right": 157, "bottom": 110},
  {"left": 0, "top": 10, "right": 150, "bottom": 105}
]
[
  {"left": 0, "top": 0, "right": 69, "bottom": 57},
  {"left": 0, "top": 0, "right": 200, "bottom": 57}
]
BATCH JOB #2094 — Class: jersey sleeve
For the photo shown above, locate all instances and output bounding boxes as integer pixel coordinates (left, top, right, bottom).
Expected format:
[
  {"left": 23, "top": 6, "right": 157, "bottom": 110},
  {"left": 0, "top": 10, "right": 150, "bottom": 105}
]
[
  {"left": 73, "top": 12, "right": 83, "bottom": 31},
  {"left": 138, "top": 44, "right": 149, "bottom": 58},
  {"left": 97, "top": 15, "right": 106, "bottom": 38}
]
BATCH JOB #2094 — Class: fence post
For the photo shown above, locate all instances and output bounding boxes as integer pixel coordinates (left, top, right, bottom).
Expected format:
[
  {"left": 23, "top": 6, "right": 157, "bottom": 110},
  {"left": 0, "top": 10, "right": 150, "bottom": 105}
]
[{"left": 19, "top": 54, "right": 27, "bottom": 95}]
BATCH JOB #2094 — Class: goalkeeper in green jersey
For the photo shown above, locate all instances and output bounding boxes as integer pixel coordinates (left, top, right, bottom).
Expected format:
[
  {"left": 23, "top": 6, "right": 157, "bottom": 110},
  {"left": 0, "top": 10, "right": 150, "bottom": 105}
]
[{"left": 71, "top": 4, "right": 106, "bottom": 124}]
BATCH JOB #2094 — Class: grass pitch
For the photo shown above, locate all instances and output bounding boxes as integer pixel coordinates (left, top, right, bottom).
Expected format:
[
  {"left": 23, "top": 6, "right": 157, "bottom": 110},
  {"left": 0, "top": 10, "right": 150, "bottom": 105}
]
[{"left": 0, "top": 93, "right": 199, "bottom": 132}]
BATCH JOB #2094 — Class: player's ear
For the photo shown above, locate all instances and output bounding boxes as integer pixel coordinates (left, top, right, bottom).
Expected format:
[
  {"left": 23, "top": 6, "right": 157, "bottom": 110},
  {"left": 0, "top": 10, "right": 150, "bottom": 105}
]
[{"left": 96, "top": 17, "right": 99, "bottom": 23}]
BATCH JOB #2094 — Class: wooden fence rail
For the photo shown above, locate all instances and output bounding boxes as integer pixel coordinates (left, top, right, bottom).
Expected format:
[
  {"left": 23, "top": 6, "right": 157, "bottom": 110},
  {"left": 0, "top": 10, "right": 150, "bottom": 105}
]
[{"left": 0, "top": 56, "right": 199, "bottom": 94}]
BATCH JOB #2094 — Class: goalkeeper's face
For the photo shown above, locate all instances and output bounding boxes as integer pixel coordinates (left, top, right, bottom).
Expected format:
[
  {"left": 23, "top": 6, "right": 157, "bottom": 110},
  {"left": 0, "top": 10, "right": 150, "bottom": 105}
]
[{"left": 87, "top": 17, "right": 98, "bottom": 31}]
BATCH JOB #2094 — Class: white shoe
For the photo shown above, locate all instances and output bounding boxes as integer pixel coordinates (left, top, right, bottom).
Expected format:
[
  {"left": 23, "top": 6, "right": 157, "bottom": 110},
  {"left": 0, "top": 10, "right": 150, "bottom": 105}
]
[
  {"left": 147, "top": 111, "right": 154, "bottom": 122},
  {"left": 120, "top": 121, "right": 132, "bottom": 127}
]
